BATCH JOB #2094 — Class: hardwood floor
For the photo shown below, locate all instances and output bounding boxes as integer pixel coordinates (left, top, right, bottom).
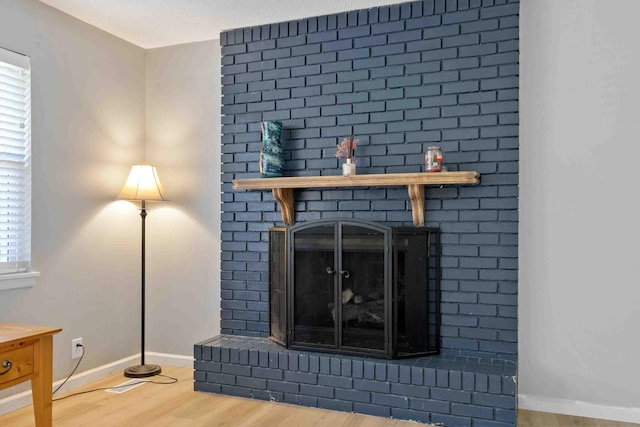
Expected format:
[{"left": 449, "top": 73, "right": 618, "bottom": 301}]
[
  {"left": 518, "top": 410, "right": 640, "bottom": 427},
  {"left": 0, "top": 366, "right": 638, "bottom": 426}
]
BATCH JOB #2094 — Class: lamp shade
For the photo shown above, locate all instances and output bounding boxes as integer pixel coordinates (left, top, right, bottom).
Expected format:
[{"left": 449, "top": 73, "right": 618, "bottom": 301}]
[{"left": 117, "top": 164, "right": 168, "bottom": 201}]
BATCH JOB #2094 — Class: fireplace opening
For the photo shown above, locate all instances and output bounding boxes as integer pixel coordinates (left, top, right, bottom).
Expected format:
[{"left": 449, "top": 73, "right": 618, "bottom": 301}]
[{"left": 269, "top": 219, "right": 440, "bottom": 359}]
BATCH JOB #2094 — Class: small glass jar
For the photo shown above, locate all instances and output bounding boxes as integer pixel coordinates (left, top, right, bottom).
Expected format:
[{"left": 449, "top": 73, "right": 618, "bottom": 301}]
[
  {"left": 342, "top": 158, "right": 356, "bottom": 176},
  {"left": 425, "top": 146, "right": 443, "bottom": 172}
]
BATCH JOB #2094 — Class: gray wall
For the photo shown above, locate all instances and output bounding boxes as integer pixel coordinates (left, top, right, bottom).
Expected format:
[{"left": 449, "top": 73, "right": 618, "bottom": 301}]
[
  {"left": 519, "top": 0, "right": 640, "bottom": 421},
  {"left": 0, "top": 0, "right": 146, "bottom": 391},
  {"left": 145, "top": 41, "right": 221, "bottom": 355},
  {"left": 0, "top": 0, "right": 221, "bottom": 399}
]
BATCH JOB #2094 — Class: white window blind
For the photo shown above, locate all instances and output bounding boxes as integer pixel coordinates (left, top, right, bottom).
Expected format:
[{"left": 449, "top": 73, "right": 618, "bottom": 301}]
[{"left": 0, "top": 47, "right": 31, "bottom": 274}]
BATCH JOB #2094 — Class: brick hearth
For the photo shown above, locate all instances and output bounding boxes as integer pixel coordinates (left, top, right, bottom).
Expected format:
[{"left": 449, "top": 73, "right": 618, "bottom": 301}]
[{"left": 195, "top": 335, "right": 516, "bottom": 426}]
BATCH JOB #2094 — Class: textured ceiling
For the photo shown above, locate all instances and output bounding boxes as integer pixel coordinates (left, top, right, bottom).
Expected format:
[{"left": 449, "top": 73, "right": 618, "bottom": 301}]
[{"left": 37, "top": 0, "right": 409, "bottom": 49}]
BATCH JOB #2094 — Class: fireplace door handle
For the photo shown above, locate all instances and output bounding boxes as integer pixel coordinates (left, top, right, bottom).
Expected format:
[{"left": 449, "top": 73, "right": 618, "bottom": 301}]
[
  {"left": 340, "top": 270, "right": 350, "bottom": 279},
  {"left": 326, "top": 267, "right": 335, "bottom": 275}
]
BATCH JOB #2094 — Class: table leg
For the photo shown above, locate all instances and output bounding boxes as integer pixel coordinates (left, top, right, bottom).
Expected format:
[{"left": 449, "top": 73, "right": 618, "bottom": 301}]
[{"left": 31, "top": 335, "right": 53, "bottom": 427}]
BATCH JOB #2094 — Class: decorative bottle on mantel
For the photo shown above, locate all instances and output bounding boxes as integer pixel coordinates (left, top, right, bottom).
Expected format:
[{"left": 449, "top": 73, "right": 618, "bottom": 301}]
[
  {"left": 342, "top": 158, "right": 356, "bottom": 176},
  {"left": 259, "top": 121, "right": 283, "bottom": 178},
  {"left": 337, "top": 135, "right": 358, "bottom": 177}
]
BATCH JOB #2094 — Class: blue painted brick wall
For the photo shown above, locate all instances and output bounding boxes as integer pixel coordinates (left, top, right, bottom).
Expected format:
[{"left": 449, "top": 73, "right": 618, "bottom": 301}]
[{"left": 220, "top": 0, "right": 519, "bottom": 360}]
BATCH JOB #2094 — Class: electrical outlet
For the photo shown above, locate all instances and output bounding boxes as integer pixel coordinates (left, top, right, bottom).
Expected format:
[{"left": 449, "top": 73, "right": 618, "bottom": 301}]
[{"left": 71, "top": 338, "right": 83, "bottom": 359}]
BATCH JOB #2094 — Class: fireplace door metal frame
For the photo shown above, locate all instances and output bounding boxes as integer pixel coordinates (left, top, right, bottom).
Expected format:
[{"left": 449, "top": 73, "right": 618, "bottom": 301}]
[
  {"left": 392, "top": 227, "right": 441, "bottom": 358},
  {"left": 268, "top": 219, "right": 440, "bottom": 359},
  {"left": 268, "top": 227, "right": 288, "bottom": 347},
  {"left": 288, "top": 219, "right": 392, "bottom": 358}
]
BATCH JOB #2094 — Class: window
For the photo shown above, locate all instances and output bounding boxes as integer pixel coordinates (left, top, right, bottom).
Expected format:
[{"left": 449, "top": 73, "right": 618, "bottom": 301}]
[{"left": 0, "top": 47, "right": 31, "bottom": 274}]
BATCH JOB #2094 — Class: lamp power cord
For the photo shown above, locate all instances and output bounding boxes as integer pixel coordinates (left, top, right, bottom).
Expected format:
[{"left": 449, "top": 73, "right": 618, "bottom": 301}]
[{"left": 52, "top": 343, "right": 177, "bottom": 402}]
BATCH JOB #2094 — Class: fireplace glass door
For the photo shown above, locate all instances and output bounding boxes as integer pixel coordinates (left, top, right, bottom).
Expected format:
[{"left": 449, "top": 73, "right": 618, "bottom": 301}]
[
  {"left": 340, "top": 225, "right": 387, "bottom": 352},
  {"left": 393, "top": 228, "right": 440, "bottom": 357},
  {"left": 268, "top": 228, "right": 287, "bottom": 346},
  {"left": 290, "top": 221, "right": 389, "bottom": 356},
  {"left": 291, "top": 223, "right": 337, "bottom": 348}
]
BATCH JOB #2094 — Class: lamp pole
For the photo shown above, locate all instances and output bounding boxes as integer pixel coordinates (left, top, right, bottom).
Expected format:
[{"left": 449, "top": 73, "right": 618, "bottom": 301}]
[
  {"left": 119, "top": 164, "right": 166, "bottom": 379},
  {"left": 140, "top": 200, "right": 147, "bottom": 367},
  {"left": 124, "top": 198, "right": 161, "bottom": 378}
]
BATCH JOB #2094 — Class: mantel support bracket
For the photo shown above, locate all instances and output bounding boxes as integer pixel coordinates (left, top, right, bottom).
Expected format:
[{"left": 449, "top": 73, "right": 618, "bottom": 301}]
[
  {"left": 407, "top": 184, "right": 425, "bottom": 227},
  {"left": 271, "top": 185, "right": 426, "bottom": 227},
  {"left": 272, "top": 188, "right": 294, "bottom": 226}
]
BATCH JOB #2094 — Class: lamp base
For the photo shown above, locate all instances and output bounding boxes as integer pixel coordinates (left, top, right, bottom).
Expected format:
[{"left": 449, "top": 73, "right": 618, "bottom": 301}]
[{"left": 124, "top": 364, "right": 161, "bottom": 378}]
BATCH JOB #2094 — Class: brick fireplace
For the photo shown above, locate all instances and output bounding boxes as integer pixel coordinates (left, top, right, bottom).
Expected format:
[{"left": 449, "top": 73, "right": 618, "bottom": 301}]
[{"left": 195, "top": 0, "right": 519, "bottom": 425}]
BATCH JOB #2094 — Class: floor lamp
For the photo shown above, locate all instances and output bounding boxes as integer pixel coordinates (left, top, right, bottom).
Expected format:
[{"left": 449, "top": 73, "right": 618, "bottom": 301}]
[{"left": 118, "top": 164, "right": 168, "bottom": 378}]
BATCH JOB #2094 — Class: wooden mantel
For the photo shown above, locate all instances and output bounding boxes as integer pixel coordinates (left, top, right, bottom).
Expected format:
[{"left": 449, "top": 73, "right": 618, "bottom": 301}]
[{"left": 233, "top": 171, "right": 480, "bottom": 227}]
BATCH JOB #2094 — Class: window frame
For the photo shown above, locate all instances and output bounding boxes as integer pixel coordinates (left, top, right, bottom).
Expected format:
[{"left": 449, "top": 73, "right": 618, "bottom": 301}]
[{"left": 0, "top": 46, "right": 32, "bottom": 278}]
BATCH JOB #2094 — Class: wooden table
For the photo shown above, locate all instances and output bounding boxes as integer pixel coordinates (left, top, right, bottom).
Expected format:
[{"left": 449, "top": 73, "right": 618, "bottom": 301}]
[{"left": 0, "top": 323, "right": 61, "bottom": 427}]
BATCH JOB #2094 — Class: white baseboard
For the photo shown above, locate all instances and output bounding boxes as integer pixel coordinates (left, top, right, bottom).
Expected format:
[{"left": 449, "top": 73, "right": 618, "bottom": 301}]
[
  {"left": 146, "top": 352, "right": 194, "bottom": 368},
  {"left": 0, "top": 352, "right": 193, "bottom": 417},
  {"left": 519, "top": 394, "right": 640, "bottom": 424}
]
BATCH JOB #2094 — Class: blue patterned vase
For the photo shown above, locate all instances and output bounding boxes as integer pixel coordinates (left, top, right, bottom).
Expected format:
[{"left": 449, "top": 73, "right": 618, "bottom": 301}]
[{"left": 259, "top": 121, "right": 284, "bottom": 178}]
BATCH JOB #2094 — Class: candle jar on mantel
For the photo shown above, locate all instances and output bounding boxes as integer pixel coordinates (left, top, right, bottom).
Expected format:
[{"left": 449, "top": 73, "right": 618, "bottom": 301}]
[
  {"left": 425, "top": 146, "right": 443, "bottom": 172},
  {"left": 342, "top": 158, "right": 356, "bottom": 176}
]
